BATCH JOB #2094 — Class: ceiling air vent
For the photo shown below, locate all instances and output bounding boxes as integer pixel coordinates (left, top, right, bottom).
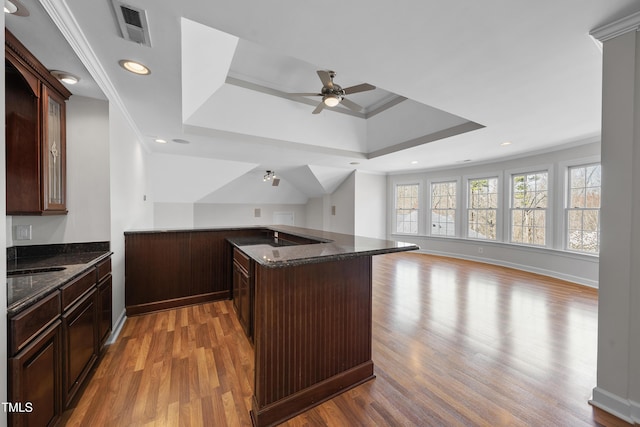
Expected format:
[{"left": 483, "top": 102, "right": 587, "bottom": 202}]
[{"left": 111, "top": 0, "right": 152, "bottom": 47}]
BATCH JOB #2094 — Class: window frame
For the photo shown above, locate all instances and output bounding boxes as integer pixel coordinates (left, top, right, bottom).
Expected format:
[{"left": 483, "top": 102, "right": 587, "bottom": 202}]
[
  {"left": 563, "top": 160, "right": 601, "bottom": 254},
  {"left": 506, "top": 166, "right": 553, "bottom": 248},
  {"left": 428, "top": 178, "right": 460, "bottom": 238},
  {"left": 465, "top": 174, "right": 501, "bottom": 241},
  {"left": 393, "top": 182, "right": 422, "bottom": 235}
]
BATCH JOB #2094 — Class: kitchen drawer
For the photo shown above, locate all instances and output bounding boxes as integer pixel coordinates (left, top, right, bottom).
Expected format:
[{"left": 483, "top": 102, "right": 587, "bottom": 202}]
[
  {"left": 60, "top": 269, "right": 96, "bottom": 311},
  {"left": 96, "top": 257, "right": 112, "bottom": 282},
  {"left": 9, "top": 291, "right": 61, "bottom": 355},
  {"left": 233, "top": 247, "right": 250, "bottom": 273}
]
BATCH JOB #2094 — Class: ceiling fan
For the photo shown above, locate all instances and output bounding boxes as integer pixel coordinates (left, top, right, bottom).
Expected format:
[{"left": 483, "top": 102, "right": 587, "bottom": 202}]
[{"left": 291, "top": 70, "right": 376, "bottom": 114}]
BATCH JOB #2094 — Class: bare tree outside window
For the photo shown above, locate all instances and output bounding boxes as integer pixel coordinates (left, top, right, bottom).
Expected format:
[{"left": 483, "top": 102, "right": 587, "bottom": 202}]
[
  {"left": 396, "top": 184, "right": 419, "bottom": 234},
  {"left": 567, "top": 164, "right": 601, "bottom": 253},
  {"left": 431, "top": 181, "right": 456, "bottom": 236},
  {"left": 468, "top": 177, "right": 498, "bottom": 240},
  {"left": 510, "top": 172, "right": 548, "bottom": 246}
]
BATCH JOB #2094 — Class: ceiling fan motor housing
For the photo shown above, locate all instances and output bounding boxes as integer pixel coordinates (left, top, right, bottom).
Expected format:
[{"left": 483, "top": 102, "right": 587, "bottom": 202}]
[{"left": 321, "top": 84, "right": 345, "bottom": 98}]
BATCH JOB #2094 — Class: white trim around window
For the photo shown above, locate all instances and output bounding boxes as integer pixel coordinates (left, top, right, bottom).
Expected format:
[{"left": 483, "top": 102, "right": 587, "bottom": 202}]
[
  {"left": 558, "top": 156, "right": 601, "bottom": 254},
  {"left": 505, "top": 164, "right": 554, "bottom": 248},
  {"left": 427, "top": 177, "right": 461, "bottom": 238},
  {"left": 463, "top": 173, "right": 502, "bottom": 241},
  {"left": 392, "top": 181, "right": 423, "bottom": 235}
]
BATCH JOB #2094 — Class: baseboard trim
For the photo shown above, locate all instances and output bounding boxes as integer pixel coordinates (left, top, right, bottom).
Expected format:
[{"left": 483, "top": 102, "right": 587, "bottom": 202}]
[
  {"left": 125, "top": 291, "right": 229, "bottom": 316},
  {"left": 107, "top": 309, "right": 127, "bottom": 345},
  {"left": 416, "top": 248, "right": 598, "bottom": 288},
  {"left": 590, "top": 387, "right": 637, "bottom": 424}
]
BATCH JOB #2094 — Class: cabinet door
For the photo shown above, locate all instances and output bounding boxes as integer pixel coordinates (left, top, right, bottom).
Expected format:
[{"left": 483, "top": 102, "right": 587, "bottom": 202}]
[
  {"left": 239, "top": 269, "right": 251, "bottom": 338},
  {"left": 5, "top": 58, "right": 41, "bottom": 215},
  {"left": 9, "top": 320, "right": 62, "bottom": 427},
  {"left": 233, "top": 261, "right": 242, "bottom": 314},
  {"left": 41, "top": 86, "right": 67, "bottom": 213},
  {"left": 62, "top": 289, "right": 97, "bottom": 407},
  {"left": 233, "top": 260, "right": 252, "bottom": 339},
  {"left": 97, "top": 274, "right": 113, "bottom": 350}
]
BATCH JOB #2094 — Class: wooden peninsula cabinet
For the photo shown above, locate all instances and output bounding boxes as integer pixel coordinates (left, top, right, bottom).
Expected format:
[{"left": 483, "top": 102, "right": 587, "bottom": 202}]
[
  {"left": 5, "top": 29, "right": 70, "bottom": 215},
  {"left": 125, "top": 226, "right": 418, "bottom": 427}
]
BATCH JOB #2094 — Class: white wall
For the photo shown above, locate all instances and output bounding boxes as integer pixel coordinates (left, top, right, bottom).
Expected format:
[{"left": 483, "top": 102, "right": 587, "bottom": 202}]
[
  {"left": 305, "top": 197, "right": 324, "bottom": 230},
  {"left": 8, "top": 96, "right": 111, "bottom": 246},
  {"left": 108, "top": 103, "right": 153, "bottom": 335},
  {"left": 328, "top": 171, "right": 356, "bottom": 234},
  {"left": 354, "top": 171, "right": 386, "bottom": 238},
  {"left": 194, "top": 203, "right": 307, "bottom": 227},
  {"left": 154, "top": 202, "right": 194, "bottom": 229},
  {"left": 387, "top": 141, "right": 601, "bottom": 287}
]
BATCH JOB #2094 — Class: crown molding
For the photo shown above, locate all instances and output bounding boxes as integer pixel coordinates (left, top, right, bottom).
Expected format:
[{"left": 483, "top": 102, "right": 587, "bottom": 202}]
[
  {"left": 590, "top": 10, "right": 640, "bottom": 42},
  {"left": 38, "top": 0, "right": 150, "bottom": 153}
]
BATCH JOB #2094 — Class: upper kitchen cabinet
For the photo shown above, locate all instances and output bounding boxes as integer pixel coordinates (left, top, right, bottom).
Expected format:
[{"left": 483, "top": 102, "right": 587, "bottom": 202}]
[{"left": 5, "top": 29, "right": 71, "bottom": 215}]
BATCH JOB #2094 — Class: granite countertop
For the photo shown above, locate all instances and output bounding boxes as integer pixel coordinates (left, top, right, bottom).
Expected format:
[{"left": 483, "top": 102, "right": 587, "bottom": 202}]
[
  {"left": 227, "top": 225, "right": 419, "bottom": 267},
  {"left": 6, "top": 242, "right": 111, "bottom": 316}
]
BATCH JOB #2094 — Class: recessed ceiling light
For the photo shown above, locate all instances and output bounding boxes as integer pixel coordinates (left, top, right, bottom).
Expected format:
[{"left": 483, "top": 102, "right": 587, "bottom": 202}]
[
  {"left": 119, "top": 59, "right": 151, "bottom": 75},
  {"left": 501, "top": 141, "right": 512, "bottom": 146},
  {"left": 154, "top": 138, "right": 167, "bottom": 144},
  {"left": 172, "top": 138, "right": 191, "bottom": 144},
  {"left": 4, "top": 0, "right": 17, "bottom": 14},
  {"left": 51, "top": 70, "right": 79, "bottom": 85},
  {"left": 350, "top": 162, "right": 360, "bottom": 165},
  {"left": 411, "top": 161, "right": 418, "bottom": 164}
]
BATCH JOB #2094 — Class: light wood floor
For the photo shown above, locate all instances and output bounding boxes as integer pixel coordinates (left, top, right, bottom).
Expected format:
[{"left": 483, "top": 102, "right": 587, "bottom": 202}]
[{"left": 60, "top": 252, "right": 631, "bottom": 426}]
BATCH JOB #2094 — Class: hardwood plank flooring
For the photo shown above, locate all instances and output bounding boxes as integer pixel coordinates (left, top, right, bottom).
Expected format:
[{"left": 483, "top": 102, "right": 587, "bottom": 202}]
[{"left": 60, "top": 252, "right": 631, "bottom": 426}]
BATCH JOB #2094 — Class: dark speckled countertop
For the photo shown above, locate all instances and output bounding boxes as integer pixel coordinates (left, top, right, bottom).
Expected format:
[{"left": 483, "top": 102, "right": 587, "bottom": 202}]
[
  {"left": 188, "top": 225, "right": 419, "bottom": 267},
  {"left": 230, "top": 235, "right": 416, "bottom": 267},
  {"left": 6, "top": 242, "right": 112, "bottom": 316}
]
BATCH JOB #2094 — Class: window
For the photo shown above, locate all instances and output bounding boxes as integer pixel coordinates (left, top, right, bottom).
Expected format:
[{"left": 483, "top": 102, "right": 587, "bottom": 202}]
[
  {"left": 510, "top": 171, "right": 548, "bottom": 246},
  {"left": 468, "top": 177, "right": 498, "bottom": 240},
  {"left": 395, "top": 184, "right": 419, "bottom": 234},
  {"left": 430, "top": 181, "right": 456, "bottom": 236},
  {"left": 567, "top": 164, "right": 601, "bottom": 253}
]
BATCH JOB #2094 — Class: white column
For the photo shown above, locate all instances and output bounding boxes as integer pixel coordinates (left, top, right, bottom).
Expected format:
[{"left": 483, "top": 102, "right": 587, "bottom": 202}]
[{"left": 590, "top": 13, "right": 640, "bottom": 423}]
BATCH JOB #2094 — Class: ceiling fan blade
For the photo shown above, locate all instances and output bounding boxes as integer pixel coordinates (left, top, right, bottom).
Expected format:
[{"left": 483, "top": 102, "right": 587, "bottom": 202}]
[
  {"left": 312, "top": 102, "right": 325, "bottom": 114},
  {"left": 340, "top": 97, "right": 363, "bottom": 112},
  {"left": 343, "top": 83, "right": 376, "bottom": 95},
  {"left": 289, "top": 93, "right": 322, "bottom": 97},
  {"left": 317, "top": 70, "right": 334, "bottom": 89}
]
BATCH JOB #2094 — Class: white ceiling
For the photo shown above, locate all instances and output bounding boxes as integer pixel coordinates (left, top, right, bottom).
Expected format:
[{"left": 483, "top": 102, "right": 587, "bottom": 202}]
[{"left": 6, "top": 0, "right": 640, "bottom": 202}]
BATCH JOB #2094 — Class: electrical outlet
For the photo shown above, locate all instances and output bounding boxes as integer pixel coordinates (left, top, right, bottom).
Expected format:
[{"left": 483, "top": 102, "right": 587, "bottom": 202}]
[{"left": 15, "top": 225, "right": 32, "bottom": 240}]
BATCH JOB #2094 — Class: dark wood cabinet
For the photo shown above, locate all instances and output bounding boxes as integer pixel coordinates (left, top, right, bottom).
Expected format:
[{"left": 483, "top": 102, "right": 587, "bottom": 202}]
[
  {"left": 5, "top": 29, "right": 70, "bottom": 215},
  {"left": 125, "top": 229, "right": 262, "bottom": 315},
  {"left": 97, "top": 274, "right": 113, "bottom": 350},
  {"left": 232, "top": 248, "right": 253, "bottom": 339},
  {"left": 8, "top": 320, "right": 62, "bottom": 427},
  {"left": 8, "top": 255, "right": 112, "bottom": 426},
  {"left": 61, "top": 288, "right": 98, "bottom": 407}
]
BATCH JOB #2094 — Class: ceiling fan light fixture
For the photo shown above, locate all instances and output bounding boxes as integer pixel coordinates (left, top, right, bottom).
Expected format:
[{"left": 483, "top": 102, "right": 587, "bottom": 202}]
[{"left": 323, "top": 94, "right": 341, "bottom": 107}]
